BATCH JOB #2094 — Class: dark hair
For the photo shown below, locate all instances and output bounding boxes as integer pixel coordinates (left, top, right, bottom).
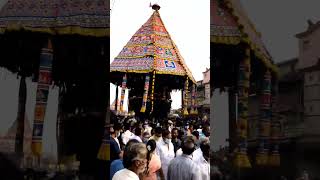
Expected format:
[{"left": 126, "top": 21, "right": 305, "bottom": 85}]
[
  {"left": 145, "top": 140, "right": 157, "bottom": 174},
  {"left": 172, "top": 128, "right": 179, "bottom": 132},
  {"left": 202, "top": 124, "right": 210, "bottom": 137},
  {"left": 192, "top": 131, "right": 199, "bottom": 139},
  {"left": 155, "top": 127, "right": 162, "bottom": 134},
  {"left": 124, "top": 123, "right": 131, "bottom": 131},
  {"left": 151, "top": 128, "right": 155, "bottom": 136},
  {"left": 162, "top": 129, "right": 170, "bottom": 137},
  {"left": 200, "top": 142, "right": 210, "bottom": 160},
  {"left": 135, "top": 127, "right": 142, "bottom": 136},
  {"left": 113, "top": 123, "right": 122, "bottom": 131}
]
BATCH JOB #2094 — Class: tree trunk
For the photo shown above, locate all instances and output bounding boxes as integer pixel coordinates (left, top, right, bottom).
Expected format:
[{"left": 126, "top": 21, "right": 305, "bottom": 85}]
[{"left": 15, "top": 76, "right": 26, "bottom": 166}]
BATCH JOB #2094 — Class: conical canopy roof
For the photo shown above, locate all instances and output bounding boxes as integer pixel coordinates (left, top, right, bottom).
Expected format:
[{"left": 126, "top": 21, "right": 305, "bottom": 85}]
[
  {"left": 110, "top": 5, "right": 196, "bottom": 83},
  {"left": 0, "top": 0, "right": 109, "bottom": 37}
]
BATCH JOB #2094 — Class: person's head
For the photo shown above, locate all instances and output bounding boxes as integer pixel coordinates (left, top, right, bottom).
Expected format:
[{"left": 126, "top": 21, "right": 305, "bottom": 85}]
[
  {"left": 143, "top": 121, "right": 149, "bottom": 129},
  {"left": 124, "top": 123, "right": 131, "bottom": 131},
  {"left": 142, "top": 132, "right": 151, "bottom": 143},
  {"left": 122, "top": 139, "right": 140, "bottom": 159},
  {"left": 200, "top": 140, "right": 210, "bottom": 161},
  {"left": 113, "top": 123, "right": 122, "bottom": 137},
  {"left": 124, "top": 139, "right": 140, "bottom": 152},
  {"left": 203, "top": 124, "right": 210, "bottom": 137},
  {"left": 109, "top": 126, "right": 115, "bottom": 135},
  {"left": 192, "top": 131, "right": 200, "bottom": 140},
  {"left": 171, "top": 128, "right": 179, "bottom": 139},
  {"left": 155, "top": 127, "right": 162, "bottom": 138},
  {"left": 162, "top": 129, "right": 171, "bottom": 140},
  {"left": 189, "top": 124, "right": 194, "bottom": 132},
  {"left": 123, "top": 143, "right": 148, "bottom": 174},
  {"left": 168, "top": 120, "right": 173, "bottom": 127},
  {"left": 134, "top": 127, "right": 143, "bottom": 137},
  {"left": 181, "top": 136, "right": 196, "bottom": 155}
]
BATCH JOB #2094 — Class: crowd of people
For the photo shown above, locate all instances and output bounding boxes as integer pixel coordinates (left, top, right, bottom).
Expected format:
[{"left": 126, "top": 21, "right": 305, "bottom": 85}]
[{"left": 108, "top": 115, "right": 210, "bottom": 180}]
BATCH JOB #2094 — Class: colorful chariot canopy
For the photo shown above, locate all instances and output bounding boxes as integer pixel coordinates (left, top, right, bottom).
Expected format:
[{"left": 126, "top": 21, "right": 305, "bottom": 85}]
[
  {"left": 110, "top": 4, "right": 196, "bottom": 84},
  {"left": 211, "top": 0, "right": 278, "bottom": 74},
  {"left": 0, "top": 0, "right": 109, "bottom": 37}
]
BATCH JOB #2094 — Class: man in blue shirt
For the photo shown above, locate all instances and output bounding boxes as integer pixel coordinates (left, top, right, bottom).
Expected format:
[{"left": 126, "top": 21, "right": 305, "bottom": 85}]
[{"left": 110, "top": 159, "right": 124, "bottom": 179}]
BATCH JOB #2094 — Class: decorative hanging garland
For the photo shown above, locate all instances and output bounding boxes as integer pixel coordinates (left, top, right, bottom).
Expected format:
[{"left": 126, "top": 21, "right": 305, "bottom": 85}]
[
  {"left": 268, "top": 81, "right": 280, "bottom": 166},
  {"left": 140, "top": 74, "right": 150, "bottom": 113},
  {"left": 234, "top": 47, "right": 251, "bottom": 168},
  {"left": 190, "top": 84, "right": 196, "bottom": 114},
  {"left": 150, "top": 71, "right": 156, "bottom": 113},
  {"left": 256, "top": 70, "right": 271, "bottom": 166},
  {"left": 31, "top": 39, "right": 53, "bottom": 157},
  {"left": 194, "top": 84, "right": 198, "bottom": 115},
  {"left": 119, "top": 74, "right": 127, "bottom": 113},
  {"left": 183, "top": 77, "right": 189, "bottom": 116}
]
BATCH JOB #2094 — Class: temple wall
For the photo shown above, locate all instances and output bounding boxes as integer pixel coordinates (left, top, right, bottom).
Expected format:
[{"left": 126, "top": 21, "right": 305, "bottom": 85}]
[{"left": 298, "top": 28, "right": 320, "bottom": 68}]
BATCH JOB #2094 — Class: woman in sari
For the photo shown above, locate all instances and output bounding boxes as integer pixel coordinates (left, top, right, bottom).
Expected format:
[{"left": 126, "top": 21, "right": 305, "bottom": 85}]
[{"left": 141, "top": 139, "right": 165, "bottom": 180}]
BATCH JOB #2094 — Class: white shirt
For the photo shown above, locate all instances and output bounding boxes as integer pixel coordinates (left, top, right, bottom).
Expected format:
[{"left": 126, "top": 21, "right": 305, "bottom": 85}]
[
  {"left": 191, "top": 148, "right": 210, "bottom": 180},
  {"left": 198, "top": 156, "right": 210, "bottom": 180},
  {"left": 167, "top": 154, "right": 201, "bottom": 180},
  {"left": 176, "top": 147, "right": 202, "bottom": 160},
  {"left": 192, "top": 148, "right": 203, "bottom": 163},
  {"left": 144, "top": 126, "right": 152, "bottom": 134},
  {"left": 122, "top": 130, "right": 134, "bottom": 145},
  {"left": 176, "top": 148, "right": 183, "bottom": 157},
  {"left": 156, "top": 139, "right": 175, "bottom": 180},
  {"left": 130, "top": 135, "right": 142, "bottom": 142},
  {"left": 112, "top": 168, "right": 139, "bottom": 180}
]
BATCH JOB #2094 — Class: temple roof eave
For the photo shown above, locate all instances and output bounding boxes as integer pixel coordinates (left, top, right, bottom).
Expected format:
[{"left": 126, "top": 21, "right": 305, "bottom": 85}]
[{"left": 211, "top": 0, "right": 279, "bottom": 75}]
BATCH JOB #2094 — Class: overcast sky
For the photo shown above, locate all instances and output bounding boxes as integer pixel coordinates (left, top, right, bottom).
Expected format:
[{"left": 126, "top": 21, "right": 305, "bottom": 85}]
[
  {"left": 213, "top": 0, "right": 320, "bottom": 149},
  {"left": 240, "top": 0, "right": 320, "bottom": 62},
  {"left": 110, "top": 0, "right": 210, "bottom": 110}
]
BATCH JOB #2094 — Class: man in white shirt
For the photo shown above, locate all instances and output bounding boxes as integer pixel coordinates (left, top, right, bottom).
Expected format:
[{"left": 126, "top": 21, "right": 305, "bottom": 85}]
[
  {"left": 143, "top": 121, "right": 152, "bottom": 135},
  {"left": 167, "top": 136, "right": 201, "bottom": 180},
  {"left": 198, "top": 140, "right": 210, "bottom": 180},
  {"left": 192, "top": 137, "right": 209, "bottom": 163},
  {"left": 112, "top": 143, "right": 148, "bottom": 180},
  {"left": 130, "top": 127, "right": 143, "bottom": 142},
  {"left": 122, "top": 124, "right": 134, "bottom": 145},
  {"left": 156, "top": 129, "right": 175, "bottom": 179},
  {"left": 150, "top": 126, "right": 163, "bottom": 143}
]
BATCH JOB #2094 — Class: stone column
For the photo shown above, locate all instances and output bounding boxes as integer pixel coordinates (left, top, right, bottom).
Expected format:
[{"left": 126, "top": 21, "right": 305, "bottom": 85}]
[
  {"left": 268, "top": 78, "right": 281, "bottom": 166},
  {"left": 256, "top": 69, "right": 272, "bottom": 166},
  {"left": 234, "top": 47, "right": 251, "bottom": 168}
]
